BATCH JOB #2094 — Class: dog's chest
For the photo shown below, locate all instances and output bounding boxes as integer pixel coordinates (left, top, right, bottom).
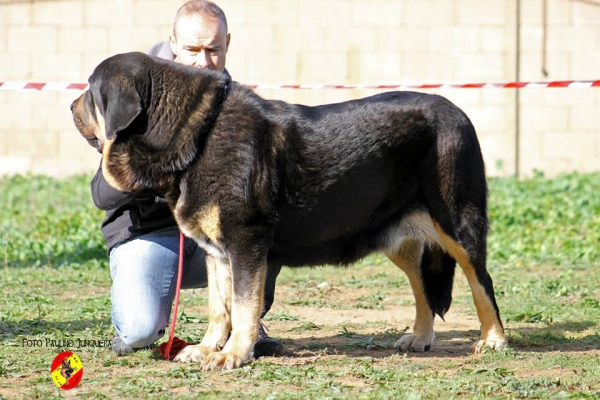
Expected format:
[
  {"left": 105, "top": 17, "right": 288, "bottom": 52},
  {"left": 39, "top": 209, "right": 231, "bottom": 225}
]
[{"left": 174, "top": 202, "right": 228, "bottom": 260}]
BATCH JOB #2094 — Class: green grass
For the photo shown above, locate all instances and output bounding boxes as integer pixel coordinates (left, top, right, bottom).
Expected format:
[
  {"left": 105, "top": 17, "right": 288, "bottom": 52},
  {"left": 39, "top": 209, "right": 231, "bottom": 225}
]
[
  {"left": 487, "top": 172, "right": 600, "bottom": 267},
  {"left": 0, "top": 172, "right": 599, "bottom": 399},
  {"left": 0, "top": 174, "right": 107, "bottom": 269}
]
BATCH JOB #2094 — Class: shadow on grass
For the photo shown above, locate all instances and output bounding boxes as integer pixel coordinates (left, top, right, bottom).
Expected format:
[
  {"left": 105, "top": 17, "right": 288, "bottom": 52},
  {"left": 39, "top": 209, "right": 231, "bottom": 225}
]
[
  {"left": 507, "top": 320, "right": 599, "bottom": 352},
  {"left": 285, "top": 330, "right": 479, "bottom": 359},
  {"left": 1, "top": 247, "right": 107, "bottom": 269},
  {"left": 0, "top": 317, "right": 112, "bottom": 342},
  {"left": 284, "top": 323, "right": 600, "bottom": 359}
]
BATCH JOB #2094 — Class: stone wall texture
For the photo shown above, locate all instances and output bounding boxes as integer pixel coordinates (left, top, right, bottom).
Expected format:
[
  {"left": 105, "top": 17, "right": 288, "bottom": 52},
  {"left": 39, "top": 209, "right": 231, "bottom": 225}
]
[{"left": 1, "top": 0, "right": 599, "bottom": 177}]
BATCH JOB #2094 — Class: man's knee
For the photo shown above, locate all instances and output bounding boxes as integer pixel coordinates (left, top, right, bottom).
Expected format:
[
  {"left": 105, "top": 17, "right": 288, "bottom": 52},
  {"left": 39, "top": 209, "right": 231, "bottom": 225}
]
[{"left": 113, "top": 312, "right": 165, "bottom": 348}]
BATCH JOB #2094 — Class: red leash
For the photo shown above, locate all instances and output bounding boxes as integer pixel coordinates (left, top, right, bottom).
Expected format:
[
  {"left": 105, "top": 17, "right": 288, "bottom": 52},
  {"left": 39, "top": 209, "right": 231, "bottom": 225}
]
[{"left": 157, "top": 231, "right": 190, "bottom": 360}]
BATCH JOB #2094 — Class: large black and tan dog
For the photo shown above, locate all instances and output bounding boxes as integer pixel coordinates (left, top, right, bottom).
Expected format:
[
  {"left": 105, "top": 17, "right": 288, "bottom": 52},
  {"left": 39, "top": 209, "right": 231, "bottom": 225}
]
[{"left": 71, "top": 52, "right": 506, "bottom": 370}]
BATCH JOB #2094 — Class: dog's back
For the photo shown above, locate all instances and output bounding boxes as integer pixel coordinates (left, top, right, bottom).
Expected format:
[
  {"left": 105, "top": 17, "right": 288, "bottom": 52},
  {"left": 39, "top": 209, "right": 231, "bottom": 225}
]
[{"left": 267, "top": 91, "right": 485, "bottom": 269}]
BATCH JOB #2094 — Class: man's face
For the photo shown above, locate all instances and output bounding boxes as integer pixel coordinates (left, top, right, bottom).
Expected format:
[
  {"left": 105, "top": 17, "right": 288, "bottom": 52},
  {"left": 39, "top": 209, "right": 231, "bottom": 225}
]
[{"left": 170, "top": 15, "right": 230, "bottom": 72}]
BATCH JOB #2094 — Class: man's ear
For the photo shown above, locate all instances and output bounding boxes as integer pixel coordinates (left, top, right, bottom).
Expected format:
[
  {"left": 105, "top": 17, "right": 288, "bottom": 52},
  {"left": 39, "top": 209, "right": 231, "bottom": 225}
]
[
  {"left": 169, "top": 34, "right": 178, "bottom": 57},
  {"left": 100, "top": 77, "right": 142, "bottom": 140}
]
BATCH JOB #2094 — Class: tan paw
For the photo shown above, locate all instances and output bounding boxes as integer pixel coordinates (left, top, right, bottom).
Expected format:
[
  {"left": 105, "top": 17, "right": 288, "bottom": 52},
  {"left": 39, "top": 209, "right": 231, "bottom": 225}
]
[
  {"left": 394, "top": 332, "right": 435, "bottom": 352},
  {"left": 173, "top": 344, "right": 213, "bottom": 363},
  {"left": 201, "top": 350, "right": 248, "bottom": 371},
  {"left": 471, "top": 338, "right": 508, "bottom": 354}
]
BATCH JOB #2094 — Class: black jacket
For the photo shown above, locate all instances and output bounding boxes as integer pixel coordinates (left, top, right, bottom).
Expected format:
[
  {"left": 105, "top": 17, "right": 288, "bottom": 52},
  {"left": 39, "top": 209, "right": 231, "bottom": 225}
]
[
  {"left": 91, "top": 42, "right": 230, "bottom": 251},
  {"left": 91, "top": 171, "right": 176, "bottom": 252}
]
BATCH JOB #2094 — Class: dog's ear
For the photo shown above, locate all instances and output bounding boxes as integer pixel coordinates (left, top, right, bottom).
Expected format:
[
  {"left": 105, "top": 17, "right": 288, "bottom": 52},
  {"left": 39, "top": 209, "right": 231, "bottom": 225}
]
[{"left": 100, "top": 77, "right": 142, "bottom": 140}]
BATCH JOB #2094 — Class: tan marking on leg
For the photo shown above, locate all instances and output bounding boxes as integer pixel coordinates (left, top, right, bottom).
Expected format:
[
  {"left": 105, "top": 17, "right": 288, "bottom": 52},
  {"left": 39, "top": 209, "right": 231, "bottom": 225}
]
[
  {"left": 177, "top": 203, "right": 223, "bottom": 247},
  {"left": 433, "top": 222, "right": 507, "bottom": 352},
  {"left": 386, "top": 240, "right": 435, "bottom": 352},
  {"left": 204, "top": 255, "right": 232, "bottom": 347},
  {"left": 175, "top": 204, "right": 226, "bottom": 262},
  {"left": 197, "top": 204, "right": 222, "bottom": 244},
  {"left": 174, "top": 255, "right": 232, "bottom": 363},
  {"left": 201, "top": 263, "right": 266, "bottom": 370}
]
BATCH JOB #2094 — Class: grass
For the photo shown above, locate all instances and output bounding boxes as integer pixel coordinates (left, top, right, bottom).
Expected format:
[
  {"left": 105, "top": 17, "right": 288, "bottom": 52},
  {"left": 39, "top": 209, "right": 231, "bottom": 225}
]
[
  {"left": 0, "top": 172, "right": 599, "bottom": 399},
  {"left": 487, "top": 171, "right": 600, "bottom": 267}
]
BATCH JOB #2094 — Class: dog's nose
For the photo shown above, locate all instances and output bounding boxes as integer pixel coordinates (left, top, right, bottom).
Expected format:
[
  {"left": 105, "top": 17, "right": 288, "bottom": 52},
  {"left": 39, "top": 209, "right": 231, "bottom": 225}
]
[{"left": 70, "top": 100, "right": 75, "bottom": 112}]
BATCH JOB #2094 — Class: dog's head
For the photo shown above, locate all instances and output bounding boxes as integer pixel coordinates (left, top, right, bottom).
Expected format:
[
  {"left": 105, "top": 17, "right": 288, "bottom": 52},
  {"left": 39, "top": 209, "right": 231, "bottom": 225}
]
[
  {"left": 71, "top": 52, "right": 229, "bottom": 192},
  {"left": 71, "top": 52, "right": 145, "bottom": 152},
  {"left": 60, "top": 359, "right": 74, "bottom": 379}
]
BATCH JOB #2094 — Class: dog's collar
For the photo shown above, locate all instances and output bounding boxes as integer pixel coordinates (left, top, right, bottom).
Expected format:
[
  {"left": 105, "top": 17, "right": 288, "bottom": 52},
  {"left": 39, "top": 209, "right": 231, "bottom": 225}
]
[
  {"left": 194, "top": 80, "right": 230, "bottom": 149},
  {"left": 214, "top": 79, "right": 230, "bottom": 117},
  {"left": 220, "top": 82, "right": 230, "bottom": 110},
  {"left": 210, "top": 81, "right": 229, "bottom": 129}
]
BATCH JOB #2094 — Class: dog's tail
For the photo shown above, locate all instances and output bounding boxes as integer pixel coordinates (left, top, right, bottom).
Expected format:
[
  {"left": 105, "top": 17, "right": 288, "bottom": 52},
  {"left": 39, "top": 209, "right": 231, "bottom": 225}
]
[
  {"left": 418, "top": 96, "right": 488, "bottom": 319},
  {"left": 419, "top": 245, "right": 456, "bottom": 320}
]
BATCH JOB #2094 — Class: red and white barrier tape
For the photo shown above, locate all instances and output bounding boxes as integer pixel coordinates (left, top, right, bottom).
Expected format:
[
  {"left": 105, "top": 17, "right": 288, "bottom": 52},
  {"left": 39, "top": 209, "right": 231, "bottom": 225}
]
[
  {"left": 0, "top": 82, "right": 89, "bottom": 91},
  {"left": 248, "top": 80, "right": 600, "bottom": 89},
  {"left": 1, "top": 80, "right": 600, "bottom": 91}
]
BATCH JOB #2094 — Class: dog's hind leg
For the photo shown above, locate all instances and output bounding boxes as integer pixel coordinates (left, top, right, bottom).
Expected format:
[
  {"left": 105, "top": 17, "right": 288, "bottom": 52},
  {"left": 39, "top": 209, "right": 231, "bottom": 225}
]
[
  {"left": 420, "top": 111, "right": 507, "bottom": 352},
  {"left": 433, "top": 222, "right": 507, "bottom": 353},
  {"left": 174, "top": 254, "right": 232, "bottom": 363},
  {"left": 386, "top": 239, "right": 436, "bottom": 352}
]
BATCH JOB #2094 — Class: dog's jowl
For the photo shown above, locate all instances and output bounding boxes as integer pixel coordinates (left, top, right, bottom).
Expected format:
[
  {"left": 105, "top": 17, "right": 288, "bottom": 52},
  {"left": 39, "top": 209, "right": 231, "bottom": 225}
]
[{"left": 71, "top": 52, "right": 507, "bottom": 370}]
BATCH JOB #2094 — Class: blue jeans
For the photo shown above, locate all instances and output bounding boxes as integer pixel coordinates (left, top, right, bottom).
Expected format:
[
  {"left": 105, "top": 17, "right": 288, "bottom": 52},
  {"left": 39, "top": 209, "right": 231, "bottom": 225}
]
[
  {"left": 110, "top": 226, "right": 208, "bottom": 348},
  {"left": 110, "top": 226, "right": 281, "bottom": 348}
]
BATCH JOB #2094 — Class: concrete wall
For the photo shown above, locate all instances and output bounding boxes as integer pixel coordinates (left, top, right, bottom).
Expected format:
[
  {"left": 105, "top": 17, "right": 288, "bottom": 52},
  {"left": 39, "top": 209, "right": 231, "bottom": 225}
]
[{"left": 1, "top": 0, "right": 599, "bottom": 178}]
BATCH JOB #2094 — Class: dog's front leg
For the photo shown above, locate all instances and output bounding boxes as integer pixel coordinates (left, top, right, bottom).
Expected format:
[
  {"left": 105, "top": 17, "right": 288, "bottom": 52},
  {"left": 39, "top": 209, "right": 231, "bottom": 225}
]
[
  {"left": 174, "top": 254, "right": 232, "bottom": 363},
  {"left": 201, "top": 255, "right": 267, "bottom": 371}
]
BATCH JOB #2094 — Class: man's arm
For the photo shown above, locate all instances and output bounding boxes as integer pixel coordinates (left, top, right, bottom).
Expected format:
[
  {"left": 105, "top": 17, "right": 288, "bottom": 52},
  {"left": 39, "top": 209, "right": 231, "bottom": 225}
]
[{"left": 90, "top": 165, "right": 140, "bottom": 211}]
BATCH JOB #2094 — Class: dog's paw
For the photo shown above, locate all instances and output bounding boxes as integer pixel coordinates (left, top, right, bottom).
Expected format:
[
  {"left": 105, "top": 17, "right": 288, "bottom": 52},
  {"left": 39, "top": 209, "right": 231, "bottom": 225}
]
[
  {"left": 173, "top": 344, "right": 213, "bottom": 363},
  {"left": 201, "top": 350, "right": 248, "bottom": 371},
  {"left": 471, "top": 338, "right": 508, "bottom": 354},
  {"left": 394, "top": 332, "right": 435, "bottom": 352}
]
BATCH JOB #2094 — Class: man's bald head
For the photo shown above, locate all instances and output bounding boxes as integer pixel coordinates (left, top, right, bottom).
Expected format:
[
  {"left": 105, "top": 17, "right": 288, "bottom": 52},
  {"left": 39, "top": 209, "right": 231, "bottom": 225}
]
[
  {"left": 173, "top": 0, "right": 228, "bottom": 39},
  {"left": 169, "top": 0, "right": 231, "bottom": 72}
]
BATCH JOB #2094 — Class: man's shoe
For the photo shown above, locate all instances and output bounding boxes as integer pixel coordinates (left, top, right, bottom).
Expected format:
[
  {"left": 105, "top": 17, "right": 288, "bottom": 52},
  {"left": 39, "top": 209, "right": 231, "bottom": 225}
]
[
  {"left": 253, "top": 323, "right": 284, "bottom": 358},
  {"left": 112, "top": 335, "right": 135, "bottom": 356}
]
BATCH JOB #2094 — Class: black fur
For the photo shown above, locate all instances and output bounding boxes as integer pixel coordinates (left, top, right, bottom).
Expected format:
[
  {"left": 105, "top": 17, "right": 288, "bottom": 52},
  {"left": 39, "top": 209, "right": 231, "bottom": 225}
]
[
  {"left": 71, "top": 52, "right": 505, "bottom": 356},
  {"left": 420, "top": 246, "right": 456, "bottom": 319}
]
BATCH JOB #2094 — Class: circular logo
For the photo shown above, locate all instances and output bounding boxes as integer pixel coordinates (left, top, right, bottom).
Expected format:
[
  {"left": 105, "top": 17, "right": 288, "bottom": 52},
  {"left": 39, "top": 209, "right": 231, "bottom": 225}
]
[{"left": 50, "top": 351, "right": 83, "bottom": 390}]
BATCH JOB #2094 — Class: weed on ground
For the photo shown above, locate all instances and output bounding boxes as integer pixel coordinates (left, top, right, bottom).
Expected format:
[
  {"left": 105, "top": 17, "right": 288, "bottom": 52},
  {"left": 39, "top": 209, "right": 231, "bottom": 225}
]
[{"left": 0, "top": 173, "right": 599, "bottom": 398}]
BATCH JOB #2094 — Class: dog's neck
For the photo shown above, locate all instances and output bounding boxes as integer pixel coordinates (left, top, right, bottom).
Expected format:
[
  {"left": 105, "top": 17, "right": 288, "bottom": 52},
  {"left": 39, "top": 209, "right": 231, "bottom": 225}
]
[
  {"left": 165, "top": 81, "right": 231, "bottom": 202},
  {"left": 190, "top": 82, "right": 230, "bottom": 161},
  {"left": 121, "top": 68, "right": 230, "bottom": 193}
]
